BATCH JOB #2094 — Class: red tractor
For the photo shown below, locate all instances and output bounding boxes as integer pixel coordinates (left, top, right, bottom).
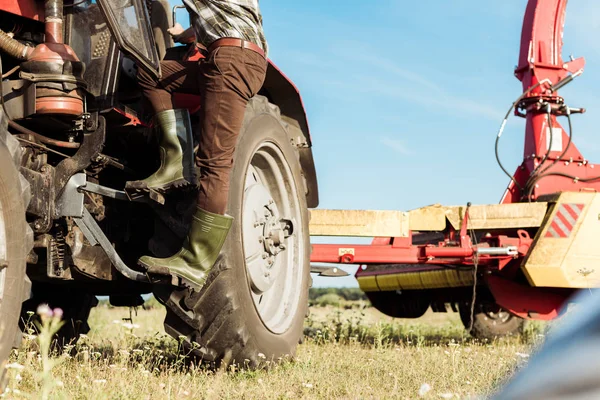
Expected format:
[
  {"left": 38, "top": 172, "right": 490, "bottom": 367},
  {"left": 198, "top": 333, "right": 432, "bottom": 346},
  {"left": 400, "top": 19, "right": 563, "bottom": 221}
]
[{"left": 0, "top": 0, "right": 318, "bottom": 378}]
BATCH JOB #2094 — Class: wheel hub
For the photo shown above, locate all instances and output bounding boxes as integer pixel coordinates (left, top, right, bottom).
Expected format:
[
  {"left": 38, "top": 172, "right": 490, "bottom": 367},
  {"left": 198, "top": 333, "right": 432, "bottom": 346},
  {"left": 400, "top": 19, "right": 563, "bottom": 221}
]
[{"left": 243, "top": 184, "right": 292, "bottom": 294}]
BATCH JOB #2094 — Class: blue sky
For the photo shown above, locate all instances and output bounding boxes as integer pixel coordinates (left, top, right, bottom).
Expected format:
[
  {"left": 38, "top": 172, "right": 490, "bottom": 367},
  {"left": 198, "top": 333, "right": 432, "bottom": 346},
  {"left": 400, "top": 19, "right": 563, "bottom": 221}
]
[{"left": 175, "top": 1, "right": 600, "bottom": 287}]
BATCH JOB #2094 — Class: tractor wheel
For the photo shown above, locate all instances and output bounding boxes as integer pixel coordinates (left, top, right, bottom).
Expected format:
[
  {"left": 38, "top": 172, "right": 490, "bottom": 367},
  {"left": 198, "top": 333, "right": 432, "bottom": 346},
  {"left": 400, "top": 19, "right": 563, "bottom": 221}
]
[
  {"left": 459, "top": 303, "right": 525, "bottom": 340},
  {"left": 366, "top": 290, "right": 430, "bottom": 319},
  {"left": 19, "top": 285, "right": 98, "bottom": 346},
  {"left": 0, "top": 110, "right": 33, "bottom": 387},
  {"left": 157, "top": 95, "right": 310, "bottom": 368}
]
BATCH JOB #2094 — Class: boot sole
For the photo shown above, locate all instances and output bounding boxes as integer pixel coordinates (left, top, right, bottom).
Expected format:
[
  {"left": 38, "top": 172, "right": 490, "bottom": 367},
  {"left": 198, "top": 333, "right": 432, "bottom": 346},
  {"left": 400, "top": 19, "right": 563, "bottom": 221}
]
[
  {"left": 125, "top": 178, "right": 193, "bottom": 192},
  {"left": 138, "top": 260, "right": 204, "bottom": 292}
]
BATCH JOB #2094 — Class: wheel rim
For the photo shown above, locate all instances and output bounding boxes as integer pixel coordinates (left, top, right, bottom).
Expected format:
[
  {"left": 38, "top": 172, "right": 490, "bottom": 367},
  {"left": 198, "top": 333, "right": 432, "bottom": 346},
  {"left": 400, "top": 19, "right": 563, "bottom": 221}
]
[
  {"left": 0, "top": 186, "right": 7, "bottom": 305},
  {"left": 242, "top": 141, "right": 304, "bottom": 334},
  {"left": 483, "top": 310, "right": 513, "bottom": 324}
]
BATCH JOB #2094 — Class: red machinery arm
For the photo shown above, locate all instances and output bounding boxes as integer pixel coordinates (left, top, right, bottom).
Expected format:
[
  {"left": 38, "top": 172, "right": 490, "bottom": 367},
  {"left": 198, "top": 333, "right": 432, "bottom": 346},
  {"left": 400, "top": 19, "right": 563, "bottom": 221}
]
[{"left": 502, "top": 0, "right": 595, "bottom": 203}]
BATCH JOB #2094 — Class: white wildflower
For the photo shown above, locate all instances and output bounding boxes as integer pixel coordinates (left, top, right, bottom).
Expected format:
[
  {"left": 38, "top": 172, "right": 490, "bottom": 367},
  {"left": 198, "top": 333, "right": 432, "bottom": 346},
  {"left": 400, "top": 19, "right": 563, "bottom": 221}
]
[
  {"left": 15, "top": 374, "right": 22, "bottom": 382},
  {"left": 56, "top": 380, "right": 64, "bottom": 387},
  {"left": 419, "top": 383, "right": 432, "bottom": 397},
  {"left": 439, "top": 393, "right": 454, "bottom": 399},
  {"left": 302, "top": 383, "right": 313, "bottom": 389},
  {"left": 5, "top": 363, "right": 25, "bottom": 371},
  {"left": 257, "top": 353, "right": 266, "bottom": 359},
  {"left": 516, "top": 352, "right": 530, "bottom": 359},
  {"left": 36, "top": 304, "right": 53, "bottom": 318},
  {"left": 93, "top": 379, "right": 107, "bottom": 384}
]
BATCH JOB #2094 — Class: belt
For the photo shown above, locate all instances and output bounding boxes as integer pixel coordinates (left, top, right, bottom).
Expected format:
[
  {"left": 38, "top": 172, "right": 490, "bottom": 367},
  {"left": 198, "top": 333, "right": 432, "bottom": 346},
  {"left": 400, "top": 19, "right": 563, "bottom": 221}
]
[{"left": 207, "top": 38, "right": 265, "bottom": 59}]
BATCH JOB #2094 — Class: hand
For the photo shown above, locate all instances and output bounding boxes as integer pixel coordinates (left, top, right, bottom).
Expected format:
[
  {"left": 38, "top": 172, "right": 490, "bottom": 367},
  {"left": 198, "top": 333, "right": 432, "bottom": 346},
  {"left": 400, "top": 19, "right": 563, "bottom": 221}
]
[{"left": 168, "top": 23, "right": 185, "bottom": 41}]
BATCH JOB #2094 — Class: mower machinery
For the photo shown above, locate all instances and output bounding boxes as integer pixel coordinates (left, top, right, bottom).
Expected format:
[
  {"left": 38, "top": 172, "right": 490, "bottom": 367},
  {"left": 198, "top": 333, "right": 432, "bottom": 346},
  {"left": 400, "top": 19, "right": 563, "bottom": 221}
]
[
  {"left": 0, "top": 0, "right": 319, "bottom": 380},
  {"left": 309, "top": 0, "right": 600, "bottom": 339}
]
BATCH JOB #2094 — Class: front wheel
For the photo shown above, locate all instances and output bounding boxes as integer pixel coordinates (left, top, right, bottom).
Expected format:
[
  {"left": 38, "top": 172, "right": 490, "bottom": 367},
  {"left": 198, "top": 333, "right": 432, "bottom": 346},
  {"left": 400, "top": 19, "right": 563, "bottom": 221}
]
[
  {"left": 159, "top": 96, "right": 311, "bottom": 367},
  {"left": 0, "top": 111, "right": 32, "bottom": 388},
  {"left": 459, "top": 303, "right": 524, "bottom": 340}
]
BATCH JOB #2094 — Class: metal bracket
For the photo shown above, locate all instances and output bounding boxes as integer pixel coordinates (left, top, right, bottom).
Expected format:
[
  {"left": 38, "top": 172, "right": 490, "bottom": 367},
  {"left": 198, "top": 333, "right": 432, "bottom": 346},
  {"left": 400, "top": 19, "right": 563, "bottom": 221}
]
[
  {"left": 74, "top": 208, "right": 149, "bottom": 282},
  {"left": 310, "top": 265, "right": 350, "bottom": 277},
  {"left": 79, "top": 181, "right": 150, "bottom": 203},
  {"left": 56, "top": 173, "right": 86, "bottom": 217},
  {"left": 54, "top": 116, "right": 106, "bottom": 201}
]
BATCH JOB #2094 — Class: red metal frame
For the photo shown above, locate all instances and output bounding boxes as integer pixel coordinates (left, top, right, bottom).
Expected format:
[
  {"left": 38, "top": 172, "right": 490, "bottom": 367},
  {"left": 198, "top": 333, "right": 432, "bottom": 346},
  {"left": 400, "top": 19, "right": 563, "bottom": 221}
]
[
  {"left": 310, "top": 0, "right": 590, "bottom": 320},
  {"left": 0, "top": 0, "right": 43, "bottom": 21}
]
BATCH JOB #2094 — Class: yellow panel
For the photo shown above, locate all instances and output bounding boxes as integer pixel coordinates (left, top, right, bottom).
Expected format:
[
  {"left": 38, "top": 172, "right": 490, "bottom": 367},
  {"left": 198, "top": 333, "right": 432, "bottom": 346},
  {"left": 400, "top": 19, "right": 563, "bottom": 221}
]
[
  {"left": 397, "top": 272, "right": 423, "bottom": 290},
  {"left": 310, "top": 203, "right": 547, "bottom": 238},
  {"left": 309, "top": 209, "right": 409, "bottom": 237},
  {"left": 523, "top": 192, "right": 600, "bottom": 288},
  {"left": 376, "top": 274, "right": 400, "bottom": 291},
  {"left": 357, "top": 276, "right": 379, "bottom": 292},
  {"left": 419, "top": 270, "right": 446, "bottom": 289},
  {"left": 408, "top": 204, "right": 447, "bottom": 231},
  {"left": 444, "top": 203, "right": 548, "bottom": 231}
]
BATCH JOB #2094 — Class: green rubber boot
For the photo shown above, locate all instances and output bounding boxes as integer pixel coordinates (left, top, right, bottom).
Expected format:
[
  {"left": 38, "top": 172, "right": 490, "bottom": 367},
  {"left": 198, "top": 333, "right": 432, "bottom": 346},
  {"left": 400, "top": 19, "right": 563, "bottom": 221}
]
[
  {"left": 126, "top": 109, "right": 195, "bottom": 192},
  {"left": 138, "top": 207, "right": 233, "bottom": 290}
]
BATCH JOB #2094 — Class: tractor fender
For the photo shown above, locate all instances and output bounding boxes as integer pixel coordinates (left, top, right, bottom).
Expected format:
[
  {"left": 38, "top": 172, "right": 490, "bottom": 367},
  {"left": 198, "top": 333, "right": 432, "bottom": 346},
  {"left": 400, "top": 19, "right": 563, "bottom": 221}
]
[{"left": 261, "top": 61, "right": 319, "bottom": 208}]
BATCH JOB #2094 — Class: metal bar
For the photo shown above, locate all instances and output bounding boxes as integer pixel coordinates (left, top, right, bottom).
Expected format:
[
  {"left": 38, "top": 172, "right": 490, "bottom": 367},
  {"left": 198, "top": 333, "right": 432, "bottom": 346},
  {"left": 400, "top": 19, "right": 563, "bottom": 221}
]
[
  {"left": 309, "top": 265, "right": 350, "bottom": 277},
  {"left": 425, "top": 247, "right": 472, "bottom": 258},
  {"left": 79, "top": 182, "right": 150, "bottom": 203},
  {"left": 476, "top": 246, "right": 518, "bottom": 256},
  {"left": 75, "top": 208, "right": 149, "bottom": 282}
]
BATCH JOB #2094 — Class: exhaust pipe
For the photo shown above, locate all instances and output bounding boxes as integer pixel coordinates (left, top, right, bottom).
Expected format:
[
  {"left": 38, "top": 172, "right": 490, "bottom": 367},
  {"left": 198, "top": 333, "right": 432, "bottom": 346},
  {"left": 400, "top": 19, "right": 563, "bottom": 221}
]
[
  {"left": 0, "top": 0, "right": 63, "bottom": 60},
  {"left": 44, "top": 0, "right": 64, "bottom": 44}
]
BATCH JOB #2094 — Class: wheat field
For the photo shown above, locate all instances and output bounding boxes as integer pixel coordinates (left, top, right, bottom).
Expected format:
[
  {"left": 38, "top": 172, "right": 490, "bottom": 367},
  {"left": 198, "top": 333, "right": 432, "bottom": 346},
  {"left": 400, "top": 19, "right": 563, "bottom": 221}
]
[{"left": 2, "top": 298, "right": 545, "bottom": 399}]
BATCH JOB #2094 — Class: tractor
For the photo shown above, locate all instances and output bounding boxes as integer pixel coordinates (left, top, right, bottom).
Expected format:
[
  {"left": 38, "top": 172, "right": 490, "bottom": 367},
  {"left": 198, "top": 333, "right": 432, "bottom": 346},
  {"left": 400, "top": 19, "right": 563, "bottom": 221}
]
[{"left": 0, "top": 0, "right": 318, "bottom": 381}]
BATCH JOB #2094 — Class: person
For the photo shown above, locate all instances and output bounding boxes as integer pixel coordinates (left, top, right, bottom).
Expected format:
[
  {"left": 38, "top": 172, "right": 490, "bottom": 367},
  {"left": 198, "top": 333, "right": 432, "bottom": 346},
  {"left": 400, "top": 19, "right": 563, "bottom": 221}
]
[
  {"left": 493, "top": 290, "right": 600, "bottom": 399},
  {"left": 125, "top": 0, "right": 268, "bottom": 290}
]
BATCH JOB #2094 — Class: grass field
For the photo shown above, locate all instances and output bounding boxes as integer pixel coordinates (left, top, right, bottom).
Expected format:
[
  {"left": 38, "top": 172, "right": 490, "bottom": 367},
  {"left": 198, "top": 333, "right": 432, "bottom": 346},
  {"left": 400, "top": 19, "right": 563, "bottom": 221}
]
[{"left": 2, "top": 299, "right": 546, "bottom": 399}]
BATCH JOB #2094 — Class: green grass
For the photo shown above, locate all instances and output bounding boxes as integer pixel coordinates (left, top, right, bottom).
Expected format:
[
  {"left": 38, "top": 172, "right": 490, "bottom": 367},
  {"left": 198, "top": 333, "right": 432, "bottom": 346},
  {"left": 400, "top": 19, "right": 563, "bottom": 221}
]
[{"left": 2, "top": 301, "right": 545, "bottom": 399}]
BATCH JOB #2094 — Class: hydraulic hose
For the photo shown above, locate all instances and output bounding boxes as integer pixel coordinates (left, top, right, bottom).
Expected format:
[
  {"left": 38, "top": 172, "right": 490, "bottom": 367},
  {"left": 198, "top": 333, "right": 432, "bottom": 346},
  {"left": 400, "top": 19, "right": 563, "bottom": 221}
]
[
  {"left": 0, "top": 29, "right": 32, "bottom": 60},
  {"left": 7, "top": 120, "right": 81, "bottom": 149}
]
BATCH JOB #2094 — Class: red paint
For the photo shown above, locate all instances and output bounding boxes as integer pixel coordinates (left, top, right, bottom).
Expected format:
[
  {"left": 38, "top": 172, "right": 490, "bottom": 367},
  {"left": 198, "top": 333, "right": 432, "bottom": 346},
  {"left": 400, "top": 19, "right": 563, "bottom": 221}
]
[
  {"left": 0, "top": 0, "right": 43, "bottom": 20},
  {"left": 500, "top": 0, "right": 600, "bottom": 203},
  {"left": 486, "top": 276, "right": 572, "bottom": 320},
  {"left": 111, "top": 107, "right": 146, "bottom": 127},
  {"left": 544, "top": 203, "right": 585, "bottom": 238}
]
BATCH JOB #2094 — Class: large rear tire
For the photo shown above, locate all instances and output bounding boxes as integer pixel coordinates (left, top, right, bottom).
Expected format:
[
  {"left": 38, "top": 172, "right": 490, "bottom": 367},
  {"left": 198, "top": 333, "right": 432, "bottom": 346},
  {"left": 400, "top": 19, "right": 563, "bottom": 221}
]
[
  {"left": 0, "top": 110, "right": 32, "bottom": 387},
  {"left": 158, "top": 96, "right": 310, "bottom": 367}
]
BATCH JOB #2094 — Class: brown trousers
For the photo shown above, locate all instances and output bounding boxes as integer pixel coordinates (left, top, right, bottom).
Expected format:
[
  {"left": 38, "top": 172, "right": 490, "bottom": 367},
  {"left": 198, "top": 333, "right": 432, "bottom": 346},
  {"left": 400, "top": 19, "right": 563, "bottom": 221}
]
[{"left": 138, "top": 46, "right": 267, "bottom": 214}]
